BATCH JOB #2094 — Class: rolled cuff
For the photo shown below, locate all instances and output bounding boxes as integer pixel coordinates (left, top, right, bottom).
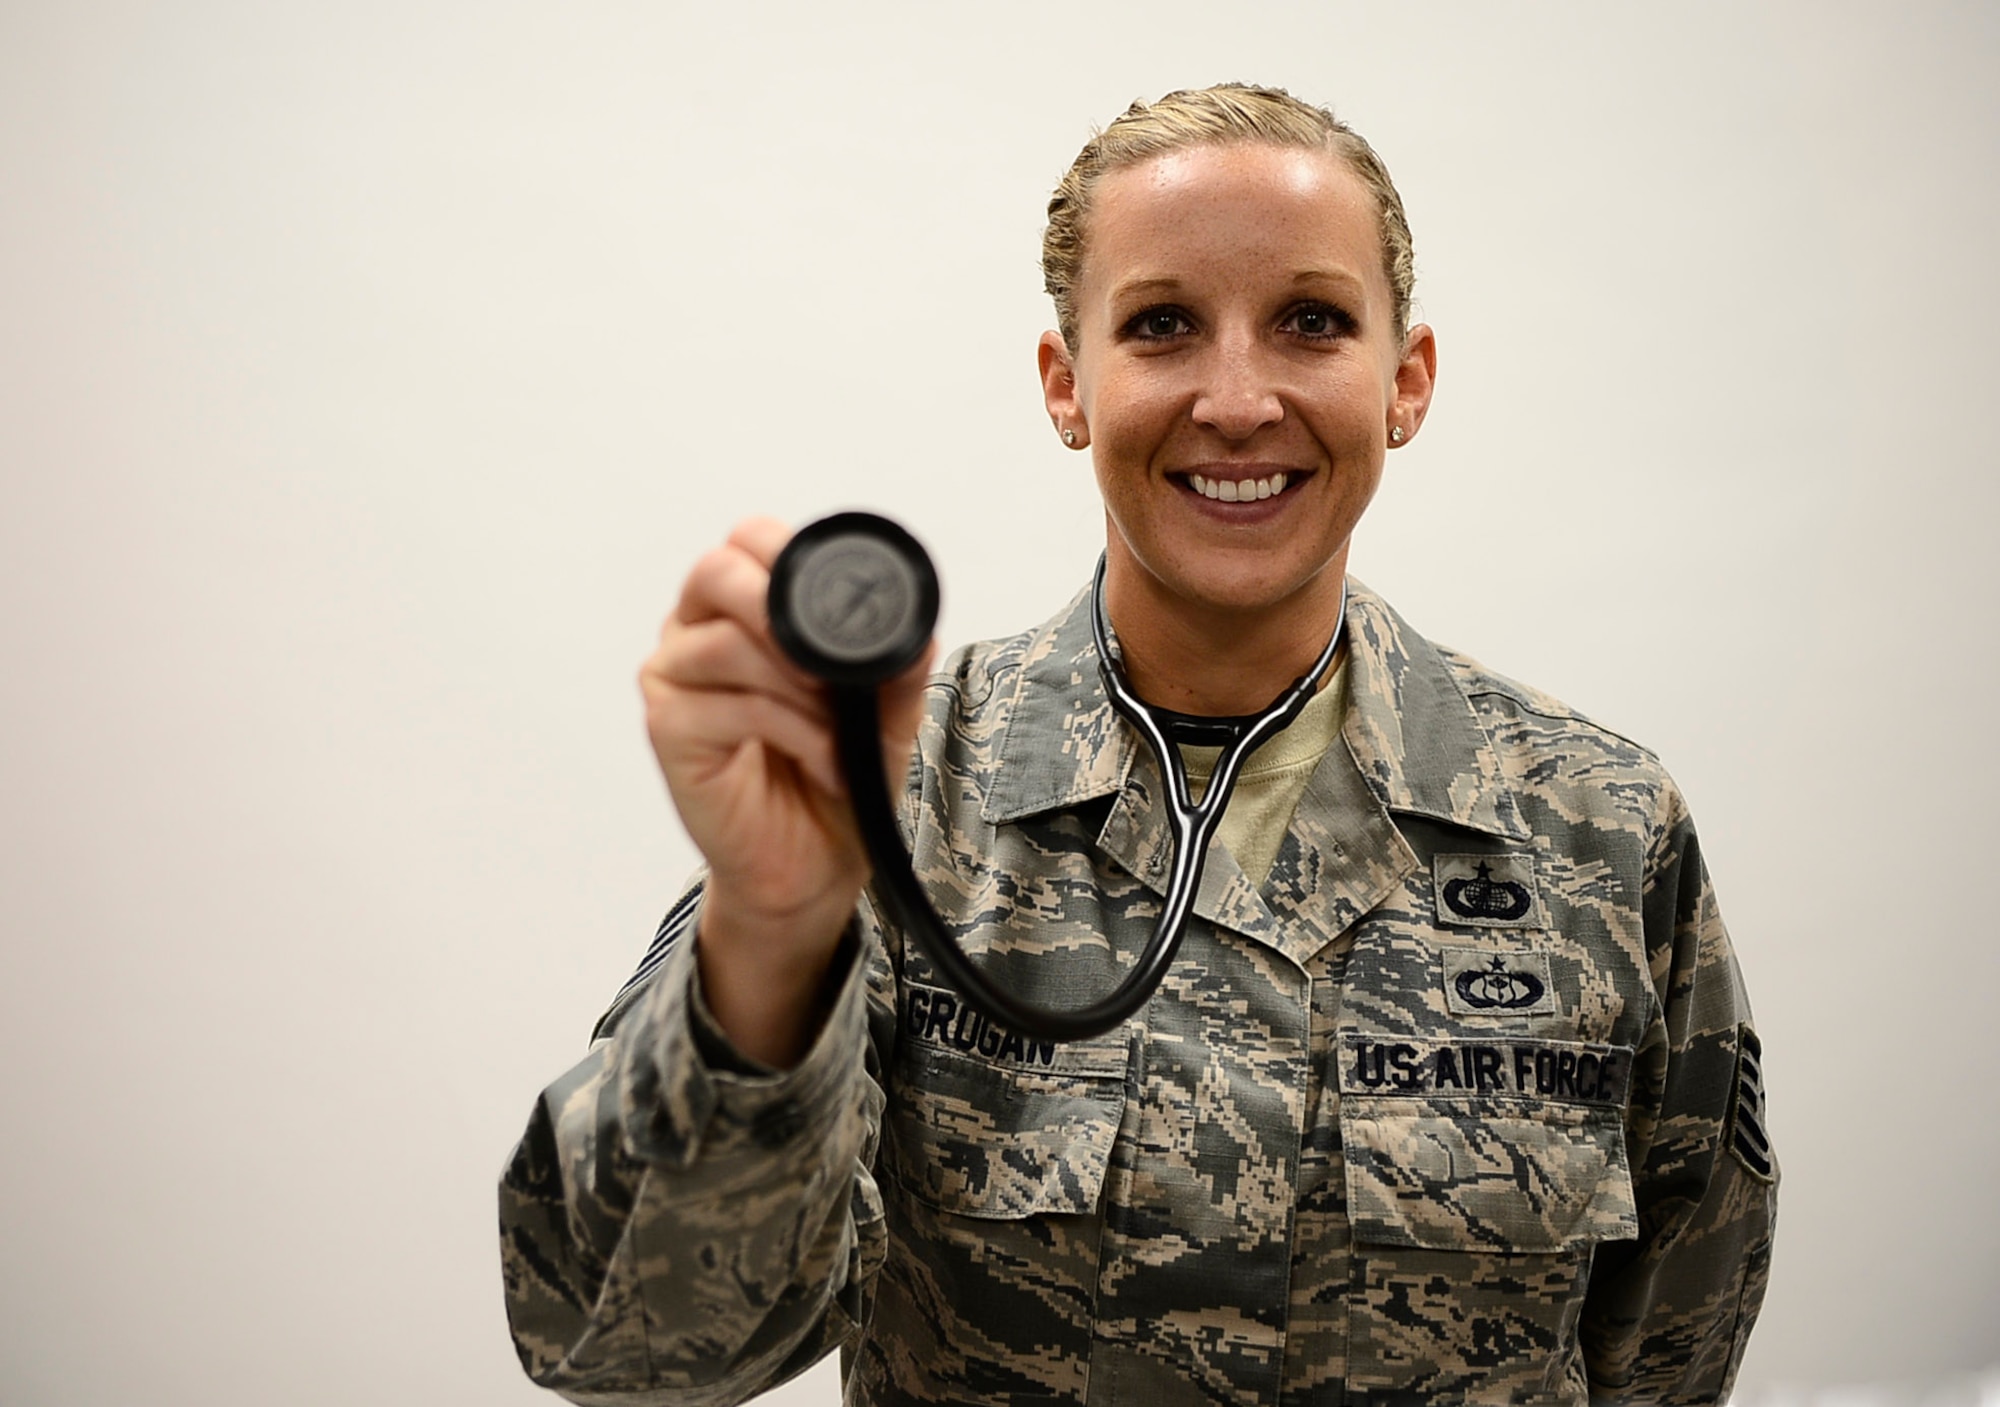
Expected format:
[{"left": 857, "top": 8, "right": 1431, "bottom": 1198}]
[{"left": 612, "top": 904, "right": 869, "bottom": 1194}]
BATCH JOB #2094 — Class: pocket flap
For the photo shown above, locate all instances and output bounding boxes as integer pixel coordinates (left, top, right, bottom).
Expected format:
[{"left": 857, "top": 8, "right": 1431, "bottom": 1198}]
[
  {"left": 1338, "top": 1034, "right": 1638, "bottom": 1252},
  {"left": 888, "top": 1036, "right": 1128, "bottom": 1220}
]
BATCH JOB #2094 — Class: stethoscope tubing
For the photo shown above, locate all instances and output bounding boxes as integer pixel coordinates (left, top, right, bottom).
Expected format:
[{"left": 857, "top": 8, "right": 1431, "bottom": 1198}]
[{"left": 833, "top": 556, "right": 1346, "bottom": 1042}]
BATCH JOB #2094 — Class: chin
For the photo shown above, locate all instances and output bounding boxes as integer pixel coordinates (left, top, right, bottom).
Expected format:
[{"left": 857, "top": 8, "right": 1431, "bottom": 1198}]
[{"left": 1167, "top": 562, "right": 1333, "bottom": 617}]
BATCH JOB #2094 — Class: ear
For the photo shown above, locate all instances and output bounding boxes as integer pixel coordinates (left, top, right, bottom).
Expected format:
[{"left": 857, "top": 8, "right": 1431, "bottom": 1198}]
[
  {"left": 1038, "top": 330, "right": 1088, "bottom": 448},
  {"left": 1389, "top": 322, "right": 1438, "bottom": 447}
]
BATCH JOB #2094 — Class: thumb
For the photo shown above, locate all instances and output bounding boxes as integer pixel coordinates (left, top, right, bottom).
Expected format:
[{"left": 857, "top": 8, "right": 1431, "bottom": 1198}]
[{"left": 877, "top": 637, "right": 940, "bottom": 763}]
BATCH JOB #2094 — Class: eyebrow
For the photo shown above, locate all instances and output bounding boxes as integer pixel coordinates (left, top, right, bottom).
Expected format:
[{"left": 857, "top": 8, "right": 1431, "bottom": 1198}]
[
  {"left": 1289, "top": 268, "right": 1368, "bottom": 295},
  {"left": 1106, "top": 276, "right": 1185, "bottom": 302},
  {"left": 1106, "top": 268, "right": 1368, "bottom": 303}
]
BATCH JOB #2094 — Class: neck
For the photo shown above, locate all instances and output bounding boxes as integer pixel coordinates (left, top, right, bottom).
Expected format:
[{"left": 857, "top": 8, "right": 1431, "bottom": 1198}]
[{"left": 1103, "top": 560, "right": 1349, "bottom": 717}]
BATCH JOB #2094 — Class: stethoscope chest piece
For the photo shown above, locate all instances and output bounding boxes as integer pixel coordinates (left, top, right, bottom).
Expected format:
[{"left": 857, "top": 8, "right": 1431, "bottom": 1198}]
[{"left": 768, "top": 512, "right": 939, "bottom": 687}]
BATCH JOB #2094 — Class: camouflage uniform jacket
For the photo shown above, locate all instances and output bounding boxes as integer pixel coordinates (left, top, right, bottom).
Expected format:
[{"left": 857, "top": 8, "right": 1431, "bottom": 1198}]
[{"left": 501, "top": 580, "right": 1777, "bottom": 1406}]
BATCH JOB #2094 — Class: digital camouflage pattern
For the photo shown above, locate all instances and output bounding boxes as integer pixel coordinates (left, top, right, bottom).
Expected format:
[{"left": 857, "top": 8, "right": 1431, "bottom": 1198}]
[{"left": 500, "top": 581, "right": 1776, "bottom": 1406}]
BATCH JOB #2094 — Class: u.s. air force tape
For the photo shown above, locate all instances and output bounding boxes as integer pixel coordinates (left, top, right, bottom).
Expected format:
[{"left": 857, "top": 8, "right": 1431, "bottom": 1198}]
[{"left": 1341, "top": 1034, "right": 1635, "bottom": 1108}]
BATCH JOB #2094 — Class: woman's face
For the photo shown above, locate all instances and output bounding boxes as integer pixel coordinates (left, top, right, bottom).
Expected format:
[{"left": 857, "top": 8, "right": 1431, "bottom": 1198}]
[{"left": 1041, "top": 143, "right": 1434, "bottom": 627}]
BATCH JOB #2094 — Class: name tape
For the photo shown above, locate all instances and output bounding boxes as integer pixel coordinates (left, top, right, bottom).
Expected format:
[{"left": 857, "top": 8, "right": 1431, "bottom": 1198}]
[{"left": 903, "top": 984, "right": 1062, "bottom": 1069}]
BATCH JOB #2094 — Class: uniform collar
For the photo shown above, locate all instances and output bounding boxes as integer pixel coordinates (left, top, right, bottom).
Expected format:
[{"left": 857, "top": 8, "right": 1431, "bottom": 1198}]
[{"left": 982, "top": 578, "right": 1529, "bottom": 844}]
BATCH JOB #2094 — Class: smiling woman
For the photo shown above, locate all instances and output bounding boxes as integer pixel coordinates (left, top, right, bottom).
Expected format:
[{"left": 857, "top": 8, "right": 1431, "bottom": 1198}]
[
  {"left": 500, "top": 83, "right": 1776, "bottom": 1407},
  {"left": 1038, "top": 141, "right": 1435, "bottom": 715}
]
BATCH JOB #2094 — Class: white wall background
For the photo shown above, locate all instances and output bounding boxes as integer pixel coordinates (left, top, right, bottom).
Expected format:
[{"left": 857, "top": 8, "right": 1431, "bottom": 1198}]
[{"left": 2, "top": 2, "right": 1995, "bottom": 1403}]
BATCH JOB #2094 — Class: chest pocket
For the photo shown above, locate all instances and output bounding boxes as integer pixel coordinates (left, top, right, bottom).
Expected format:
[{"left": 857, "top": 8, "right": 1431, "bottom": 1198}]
[
  {"left": 1337, "top": 1034, "right": 1639, "bottom": 1251},
  {"left": 886, "top": 1020, "right": 1131, "bottom": 1220}
]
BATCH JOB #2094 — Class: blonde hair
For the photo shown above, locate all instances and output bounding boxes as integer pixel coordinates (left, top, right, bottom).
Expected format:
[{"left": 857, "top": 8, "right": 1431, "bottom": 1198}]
[{"left": 1041, "top": 83, "right": 1416, "bottom": 351}]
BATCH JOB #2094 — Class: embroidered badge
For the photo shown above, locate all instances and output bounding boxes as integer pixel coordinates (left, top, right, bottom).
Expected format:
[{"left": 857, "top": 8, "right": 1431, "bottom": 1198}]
[
  {"left": 1442, "top": 947, "right": 1558, "bottom": 1017},
  {"left": 1728, "top": 1024, "right": 1776, "bottom": 1182},
  {"left": 1434, "top": 853, "right": 1542, "bottom": 928},
  {"left": 1340, "top": 1033, "right": 1633, "bottom": 1108}
]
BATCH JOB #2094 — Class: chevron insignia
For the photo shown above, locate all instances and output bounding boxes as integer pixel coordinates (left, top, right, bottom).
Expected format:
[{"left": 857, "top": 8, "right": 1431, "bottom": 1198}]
[{"left": 1728, "top": 1024, "right": 1776, "bottom": 1182}]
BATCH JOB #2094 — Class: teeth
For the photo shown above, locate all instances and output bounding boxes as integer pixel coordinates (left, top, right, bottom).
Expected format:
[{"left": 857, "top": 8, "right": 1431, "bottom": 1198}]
[{"left": 1189, "top": 472, "right": 1289, "bottom": 502}]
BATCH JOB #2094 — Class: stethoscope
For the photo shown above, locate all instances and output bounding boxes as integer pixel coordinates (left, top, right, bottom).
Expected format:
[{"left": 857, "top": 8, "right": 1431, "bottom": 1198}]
[{"left": 768, "top": 511, "right": 1344, "bottom": 1042}]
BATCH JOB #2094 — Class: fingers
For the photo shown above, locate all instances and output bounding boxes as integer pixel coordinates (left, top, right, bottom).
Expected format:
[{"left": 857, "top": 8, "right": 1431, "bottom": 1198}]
[
  {"left": 649, "top": 679, "right": 846, "bottom": 800},
  {"left": 672, "top": 517, "right": 795, "bottom": 625},
  {"left": 645, "top": 518, "right": 837, "bottom": 802},
  {"left": 650, "top": 518, "right": 814, "bottom": 704},
  {"left": 722, "top": 516, "right": 792, "bottom": 568},
  {"left": 661, "top": 616, "right": 817, "bottom": 709},
  {"left": 642, "top": 626, "right": 843, "bottom": 799},
  {"left": 672, "top": 535, "right": 780, "bottom": 639},
  {"left": 646, "top": 514, "right": 941, "bottom": 811}
]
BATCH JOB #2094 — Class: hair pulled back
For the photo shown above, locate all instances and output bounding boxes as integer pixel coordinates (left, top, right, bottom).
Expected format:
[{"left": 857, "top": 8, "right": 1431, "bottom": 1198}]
[{"left": 1041, "top": 83, "right": 1416, "bottom": 351}]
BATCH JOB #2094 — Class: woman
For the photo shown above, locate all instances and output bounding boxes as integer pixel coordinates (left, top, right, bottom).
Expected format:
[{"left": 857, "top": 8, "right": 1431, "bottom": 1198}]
[{"left": 501, "top": 84, "right": 1775, "bottom": 1405}]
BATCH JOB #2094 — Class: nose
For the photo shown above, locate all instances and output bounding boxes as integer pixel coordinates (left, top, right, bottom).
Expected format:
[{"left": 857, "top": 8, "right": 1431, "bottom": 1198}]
[{"left": 1191, "top": 331, "right": 1285, "bottom": 440}]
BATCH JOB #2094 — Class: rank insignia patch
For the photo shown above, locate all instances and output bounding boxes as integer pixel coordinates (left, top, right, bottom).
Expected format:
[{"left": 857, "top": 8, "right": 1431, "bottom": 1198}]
[
  {"left": 1728, "top": 1024, "right": 1776, "bottom": 1182},
  {"left": 1433, "top": 853, "right": 1542, "bottom": 928},
  {"left": 1442, "top": 946, "right": 1558, "bottom": 1017}
]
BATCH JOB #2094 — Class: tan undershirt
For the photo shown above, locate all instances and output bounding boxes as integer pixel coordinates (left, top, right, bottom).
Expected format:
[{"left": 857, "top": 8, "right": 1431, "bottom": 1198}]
[{"left": 1176, "top": 657, "right": 1348, "bottom": 889}]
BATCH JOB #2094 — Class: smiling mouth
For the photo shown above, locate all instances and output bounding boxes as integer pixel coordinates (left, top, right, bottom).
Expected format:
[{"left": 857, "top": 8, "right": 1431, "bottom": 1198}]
[{"left": 1182, "top": 471, "right": 1299, "bottom": 503}]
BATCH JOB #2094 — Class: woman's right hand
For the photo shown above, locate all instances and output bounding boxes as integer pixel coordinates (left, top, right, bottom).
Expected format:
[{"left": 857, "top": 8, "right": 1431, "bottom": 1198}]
[{"left": 640, "top": 517, "right": 934, "bottom": 1066}]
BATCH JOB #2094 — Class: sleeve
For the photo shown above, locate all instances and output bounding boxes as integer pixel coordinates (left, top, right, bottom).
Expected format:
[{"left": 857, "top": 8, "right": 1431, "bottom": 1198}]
[
  {"left": 1580, "top": 778, "right": 1778, "bottom": 1402},
  {"left": 497, "top": 885, "right": 896, "bottom": 1407}
]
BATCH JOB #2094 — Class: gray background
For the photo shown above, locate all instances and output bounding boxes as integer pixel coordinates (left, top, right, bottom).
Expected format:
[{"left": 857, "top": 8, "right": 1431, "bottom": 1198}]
[{"left": 2, "top": 2, "right": 1995, "bottom": 1403}]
